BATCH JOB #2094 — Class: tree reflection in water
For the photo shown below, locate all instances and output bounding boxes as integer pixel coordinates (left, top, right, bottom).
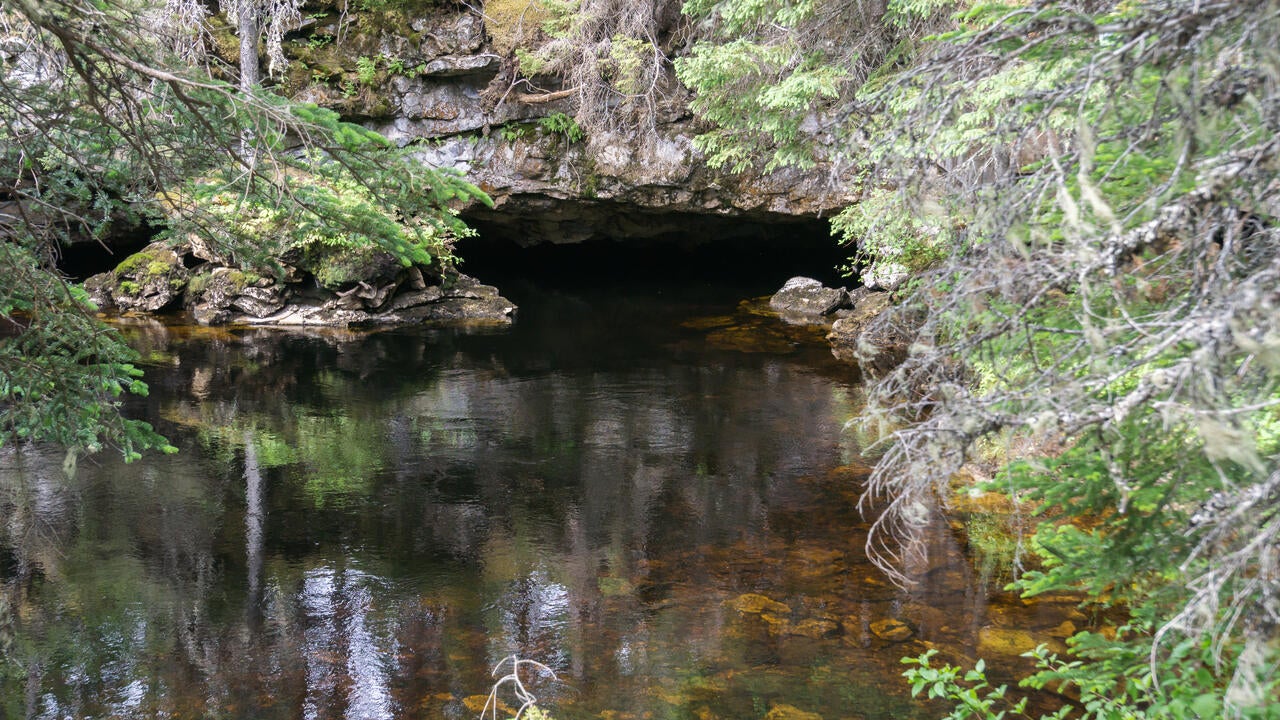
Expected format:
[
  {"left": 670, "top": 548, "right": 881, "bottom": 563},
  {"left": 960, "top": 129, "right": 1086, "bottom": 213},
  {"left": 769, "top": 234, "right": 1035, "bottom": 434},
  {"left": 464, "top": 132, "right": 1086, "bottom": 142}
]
[{"left": 0, "top": 288, "right": 1055, "bottom": 720}]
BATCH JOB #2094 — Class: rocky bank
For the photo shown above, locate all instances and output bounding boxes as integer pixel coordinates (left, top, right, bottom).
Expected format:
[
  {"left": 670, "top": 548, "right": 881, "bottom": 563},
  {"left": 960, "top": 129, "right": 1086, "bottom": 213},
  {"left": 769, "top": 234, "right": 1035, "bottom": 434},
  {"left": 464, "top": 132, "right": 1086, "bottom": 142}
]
[{"left": 85, "top": 241, "right": 515, "bottom": 327}]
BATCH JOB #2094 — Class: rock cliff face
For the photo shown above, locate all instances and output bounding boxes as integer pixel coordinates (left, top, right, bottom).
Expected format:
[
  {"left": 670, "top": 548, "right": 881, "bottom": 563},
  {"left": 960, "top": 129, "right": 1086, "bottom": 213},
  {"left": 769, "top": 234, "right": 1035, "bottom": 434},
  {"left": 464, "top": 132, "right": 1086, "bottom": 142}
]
[
  {"left": 279, "top": 1, "right": 846, "bottom": 245},
  {"left": 417, "top": 126, "right": 844, "bottom": 245}
]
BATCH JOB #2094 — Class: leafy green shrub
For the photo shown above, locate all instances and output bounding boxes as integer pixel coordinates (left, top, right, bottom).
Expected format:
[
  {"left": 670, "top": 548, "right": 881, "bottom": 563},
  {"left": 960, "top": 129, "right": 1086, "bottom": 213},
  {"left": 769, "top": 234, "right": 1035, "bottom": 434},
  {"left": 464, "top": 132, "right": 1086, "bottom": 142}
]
[
  {"left": 537, "top": 112, "right": 584, "bottom": 143},
  {"left": 605, "top": 33, "right": 649, "bottom": 95},
  {"left": 355, "top": 55, "right": 379, "bottom": 85},
  {"left": 903, "top": 652, "right": 1032, "bottom": 720},
  {"left": 905, "top": 630, "right": 1280, "bottom": 720},
  {"left": 514, "top": 47, "right": 546, "bottom": 77},
  {"left": 499, "top": 122, "right": 533, "bottom": 142},
  {"left": 831, "top": 186, "right": 953, "bottom": 274}
]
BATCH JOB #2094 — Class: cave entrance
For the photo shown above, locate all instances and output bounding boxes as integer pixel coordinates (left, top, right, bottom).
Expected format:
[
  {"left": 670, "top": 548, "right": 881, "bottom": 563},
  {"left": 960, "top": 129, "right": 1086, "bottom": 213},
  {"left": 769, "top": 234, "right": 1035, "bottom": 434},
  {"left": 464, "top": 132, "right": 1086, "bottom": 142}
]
[
  {"left": 456, "top": 205, "right": 848, "bottom": 298},
  {"left": 56, "top": 230, "right": 154, "bottom": 282}
]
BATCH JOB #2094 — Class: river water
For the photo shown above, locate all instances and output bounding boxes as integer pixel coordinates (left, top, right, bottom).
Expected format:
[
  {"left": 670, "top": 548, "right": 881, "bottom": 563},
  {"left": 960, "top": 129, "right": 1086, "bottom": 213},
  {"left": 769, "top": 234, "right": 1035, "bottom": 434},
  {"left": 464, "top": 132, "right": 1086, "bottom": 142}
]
[{"left": 0, "top": 279, "right": 1071, "bottom": 720}]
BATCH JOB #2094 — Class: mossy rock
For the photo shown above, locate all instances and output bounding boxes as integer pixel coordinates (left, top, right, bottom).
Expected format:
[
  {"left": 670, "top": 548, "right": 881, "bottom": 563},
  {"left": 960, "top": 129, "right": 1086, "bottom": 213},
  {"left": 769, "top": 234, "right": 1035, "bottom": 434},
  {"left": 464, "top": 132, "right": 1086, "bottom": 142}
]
[
  {"left": 298, "top": 242, "right": 405, "bottom": 291},
  {"left": 288, "top": 42, "right": 349, "bottom": 78},
  {"left": 188, "top": 267, "right": 285, "bottom": 324},
  {"left": 112, "top": 245, "right": 173, "bottom": 277},
  {"left": 106, "top": 242, "right": 190, "bottom": 312},
  {"left": 187, "top": 266, "right": 263, "bottom": 303}
]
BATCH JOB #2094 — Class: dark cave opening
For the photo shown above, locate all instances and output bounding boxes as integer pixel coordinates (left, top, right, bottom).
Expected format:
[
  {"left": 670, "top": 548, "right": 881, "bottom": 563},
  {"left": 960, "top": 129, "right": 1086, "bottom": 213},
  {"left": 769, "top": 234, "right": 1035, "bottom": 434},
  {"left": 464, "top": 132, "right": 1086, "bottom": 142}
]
[
  {"left": 56, "top": 232, "right": 153, "bottom": 282},
  {"left": 456, "top": 208, "right": 849, "bottom": 297}
]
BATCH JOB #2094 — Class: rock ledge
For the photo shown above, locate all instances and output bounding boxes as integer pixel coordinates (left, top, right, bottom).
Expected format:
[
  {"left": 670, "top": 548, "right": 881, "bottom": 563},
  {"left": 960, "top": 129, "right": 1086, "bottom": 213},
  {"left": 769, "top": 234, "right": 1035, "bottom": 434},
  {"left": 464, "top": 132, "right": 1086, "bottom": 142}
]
[{"left": 85, "top": 242, "right": 515, "bottom": 327}]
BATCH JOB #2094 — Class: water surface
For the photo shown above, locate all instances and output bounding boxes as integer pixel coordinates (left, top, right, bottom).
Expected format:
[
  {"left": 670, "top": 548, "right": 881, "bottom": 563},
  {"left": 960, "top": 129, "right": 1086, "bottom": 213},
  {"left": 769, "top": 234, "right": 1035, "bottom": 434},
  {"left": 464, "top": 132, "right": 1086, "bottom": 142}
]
[{"left": 0, "top": 281, "right": 1067, "bottom": 720}]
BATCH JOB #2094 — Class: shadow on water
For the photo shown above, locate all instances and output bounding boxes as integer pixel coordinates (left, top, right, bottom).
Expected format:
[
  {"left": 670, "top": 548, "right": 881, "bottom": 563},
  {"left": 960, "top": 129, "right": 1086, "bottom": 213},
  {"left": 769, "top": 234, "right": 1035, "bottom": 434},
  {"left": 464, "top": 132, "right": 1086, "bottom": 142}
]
[{"left": 0, "top": 280, "right": 1077, "bottom": 720}]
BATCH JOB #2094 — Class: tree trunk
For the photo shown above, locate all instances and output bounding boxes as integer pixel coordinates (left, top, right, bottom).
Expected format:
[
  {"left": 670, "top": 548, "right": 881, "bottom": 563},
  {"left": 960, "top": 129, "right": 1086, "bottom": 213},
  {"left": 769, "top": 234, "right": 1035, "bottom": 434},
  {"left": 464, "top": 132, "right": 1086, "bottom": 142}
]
[
  {"left": 237, "top": 0, "right": 259, "bottom": 161},
  {"left": 237, "top": 1, "right": 259, "bottom": 93}
]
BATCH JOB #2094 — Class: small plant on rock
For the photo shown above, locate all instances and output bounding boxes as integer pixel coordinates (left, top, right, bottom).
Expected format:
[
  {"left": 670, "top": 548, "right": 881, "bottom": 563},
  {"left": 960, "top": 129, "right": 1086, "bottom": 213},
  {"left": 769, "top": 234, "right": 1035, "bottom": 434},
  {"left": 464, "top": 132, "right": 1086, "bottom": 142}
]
[{"left": 537, "top": 112, "right": 584, "bottom": 143}]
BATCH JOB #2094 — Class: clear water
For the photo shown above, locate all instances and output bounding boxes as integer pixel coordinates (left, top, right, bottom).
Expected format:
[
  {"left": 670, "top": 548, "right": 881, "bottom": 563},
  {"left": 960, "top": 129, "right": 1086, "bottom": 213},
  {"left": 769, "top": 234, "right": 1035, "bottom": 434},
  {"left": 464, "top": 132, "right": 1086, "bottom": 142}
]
[{"left": 0, "top": 280, "right": 1067, "bottom": 720}]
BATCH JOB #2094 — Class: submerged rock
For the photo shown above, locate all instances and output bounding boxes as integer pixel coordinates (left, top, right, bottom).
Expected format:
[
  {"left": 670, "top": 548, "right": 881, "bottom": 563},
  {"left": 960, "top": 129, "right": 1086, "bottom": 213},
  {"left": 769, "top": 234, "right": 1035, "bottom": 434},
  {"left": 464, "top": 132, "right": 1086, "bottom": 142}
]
[
  {"left": 1048, "top": 621, "right": 1077, "bottom": 639},
  {"left": 788, "top": 618, "right": 842, "bottom": 639},
  {"left": 768, "top": 277, "right": 851, "bottom": 324},
  {"left": 869, "top": 618, "right": 915, "bottom": 642},
  {"left": 764, "top": 703, "right": 824, "bottom": 720},
  {"left": 726, "top": 593, "right": 791, "bottom": 616},
  {"left": 977, "top": 627, "right": 1039, "bottom": 657},
  {"left": 760, "top": 613, "right": 791, "bottom": 635}
]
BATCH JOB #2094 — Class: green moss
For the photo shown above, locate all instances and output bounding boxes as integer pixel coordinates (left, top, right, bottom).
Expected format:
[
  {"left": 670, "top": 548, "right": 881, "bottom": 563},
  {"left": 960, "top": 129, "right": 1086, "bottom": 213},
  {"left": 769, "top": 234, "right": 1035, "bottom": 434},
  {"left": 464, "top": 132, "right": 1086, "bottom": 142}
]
[
  {"left": 485, "top": 0, "right": 550, "bottom": 54},
  {"left": 350, "top": 0, "right": 426, "bottom": 12},
  {"left": 282, "top": 62, "right": 316, "bottom": 95},
  {"left": 304, "top": 244, "right": 396, "bottom": 290},
  {"left": 186, "top": 271, "right": 210, "bottom": 297},
  {"left": 578, "top": 153, "right": 600, "bottom": 197},
  {"left": 113, "top": 252, "right": 148, "bottom": 275},
  {"left": 225, "top": 270, "right": 261, "bottom": 291},
  {"left": 288, "top": 42, "right": 346, "bottom": 78},
  {"left": 205, "top": 14, "right": 241, "bottom": 63},
  {"left": 114, "top": 248, "right": 177, "bottom": 279},
  {"left": 118, "top": 280, "right": 140, "bottom": 295}
]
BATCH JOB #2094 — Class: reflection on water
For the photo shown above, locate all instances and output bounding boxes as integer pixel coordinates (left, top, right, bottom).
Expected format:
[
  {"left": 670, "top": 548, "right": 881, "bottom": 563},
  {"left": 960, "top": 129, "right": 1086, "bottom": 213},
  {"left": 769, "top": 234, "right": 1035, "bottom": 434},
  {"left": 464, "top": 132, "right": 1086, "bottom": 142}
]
[{"left": 1, "top": 284, "right": 1069, "bottom": 720}]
